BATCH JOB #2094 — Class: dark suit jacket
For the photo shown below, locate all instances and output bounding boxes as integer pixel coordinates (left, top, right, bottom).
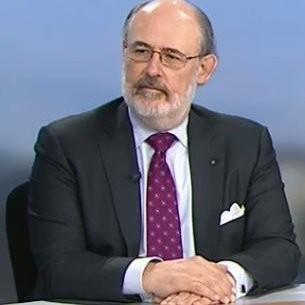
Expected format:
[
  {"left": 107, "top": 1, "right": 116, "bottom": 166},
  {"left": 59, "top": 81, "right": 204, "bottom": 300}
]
[{"left": 28, "top": 97, "right": 300, "bottom": 302}]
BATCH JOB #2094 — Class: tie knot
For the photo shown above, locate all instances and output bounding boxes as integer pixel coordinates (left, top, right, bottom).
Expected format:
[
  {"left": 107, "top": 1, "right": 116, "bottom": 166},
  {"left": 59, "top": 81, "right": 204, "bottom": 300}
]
[{"left": 146, "top": 132, "right": 177, "bottom": 153}]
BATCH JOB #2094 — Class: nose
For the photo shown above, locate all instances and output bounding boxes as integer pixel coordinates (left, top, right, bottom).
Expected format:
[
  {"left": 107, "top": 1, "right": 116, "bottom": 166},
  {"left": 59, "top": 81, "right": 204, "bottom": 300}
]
[{"left": 145, "top": 52, "right": 163, "bottom": 77}]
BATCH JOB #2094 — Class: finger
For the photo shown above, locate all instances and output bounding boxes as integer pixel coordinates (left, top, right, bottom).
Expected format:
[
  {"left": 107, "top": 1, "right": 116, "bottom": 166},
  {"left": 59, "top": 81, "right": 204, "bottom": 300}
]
[
  {"left": 160, "top": 293, "right": 179, "bottom": 305},
  {"left": 172, "top": 292, "right": 192, "bottom": 305},
  {"left": 226, "top": 272, "right": 237, "bottom": 292},
  {"left": 230, "top": 293, "right": 236, "bottom": 304},
  {"left": 183, "top": 293, "right": 203, "bottom": 305},
  {"left": 188, "top": 280, "right": 223, "bottom": 302},
  {"left": 190, "top": 257, "right": 234, "bottom": 296},
  {"left": 164, "top": 292, "right": 203, "bottom": 305},
  {"left": 193, "top": 297, "right": 216, "bottom": 305},
  {"left": 217, "top": 264, "right": 228, "bottom": 272},
  {"left": 206, "top": 262, "right": 234, "bottom": 289},
  {"left": 154, "top": 295, "right": 163, "bottom": 303},
  {"left": 164, "top": 291, "right": 190, "bottom": 305},
  {"left": 198, "top": 263, "right": 234, "bottom": 302},
  {"left": 217, "top": 264, "right": 237, "bottom": 293},
  {"left": 222, "top": 271, "right": 237, "bottom": 302},
  {"left": 193, "top": 273, "right": 232, "bottom": 303}
]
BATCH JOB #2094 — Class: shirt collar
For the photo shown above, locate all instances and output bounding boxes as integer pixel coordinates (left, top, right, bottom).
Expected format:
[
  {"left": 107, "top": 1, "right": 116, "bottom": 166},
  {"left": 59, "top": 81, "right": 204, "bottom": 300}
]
[{"left": 128, "top": 108, "right": 188, "bottom": 149}]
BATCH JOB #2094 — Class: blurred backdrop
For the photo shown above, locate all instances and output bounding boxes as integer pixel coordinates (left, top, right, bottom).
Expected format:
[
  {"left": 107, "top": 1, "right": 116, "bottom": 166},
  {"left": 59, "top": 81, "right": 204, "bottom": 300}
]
[{"left": 0, "top": 1, "right": 304, "bottom": 302}]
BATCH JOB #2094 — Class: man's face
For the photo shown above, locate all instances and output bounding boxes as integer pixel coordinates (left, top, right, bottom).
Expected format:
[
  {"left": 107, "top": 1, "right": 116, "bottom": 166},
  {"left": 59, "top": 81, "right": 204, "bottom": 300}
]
[{"left": 122, "top": 2, "right": 215, "bottom": 130}]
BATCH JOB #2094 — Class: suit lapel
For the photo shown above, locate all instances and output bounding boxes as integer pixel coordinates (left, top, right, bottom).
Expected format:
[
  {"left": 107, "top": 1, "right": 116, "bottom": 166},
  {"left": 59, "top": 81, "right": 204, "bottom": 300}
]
[
  {"left": 188, "top": 106, "right": 225, "bottom": 260},
  {"left": 98, "top": 101, "right": 141, "bottom": 256},
  {"left": 96, "top": 101, "right": 226, "bottom": 259}
]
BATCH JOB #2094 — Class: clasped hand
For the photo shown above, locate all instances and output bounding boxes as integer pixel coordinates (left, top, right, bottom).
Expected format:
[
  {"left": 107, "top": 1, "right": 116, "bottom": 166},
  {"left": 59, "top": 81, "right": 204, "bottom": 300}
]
[{"left": 142, "top": 256, "right": 236, "bottom": 305}]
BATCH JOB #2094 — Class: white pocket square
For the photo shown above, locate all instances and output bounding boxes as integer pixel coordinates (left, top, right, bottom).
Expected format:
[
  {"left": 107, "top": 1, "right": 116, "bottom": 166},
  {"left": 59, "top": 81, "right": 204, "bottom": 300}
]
[{"left": 220, "top": 202, "right": 245, "bottom": 225}]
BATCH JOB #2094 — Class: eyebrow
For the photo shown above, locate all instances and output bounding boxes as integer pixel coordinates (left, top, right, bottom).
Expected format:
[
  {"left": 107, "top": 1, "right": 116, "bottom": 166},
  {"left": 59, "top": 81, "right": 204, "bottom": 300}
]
[
  {"left": 130, "top": 41, "right": 184, "bottom": 54},
  {"left": 130, "top": 41, "right": 151, "bottom": 48}
]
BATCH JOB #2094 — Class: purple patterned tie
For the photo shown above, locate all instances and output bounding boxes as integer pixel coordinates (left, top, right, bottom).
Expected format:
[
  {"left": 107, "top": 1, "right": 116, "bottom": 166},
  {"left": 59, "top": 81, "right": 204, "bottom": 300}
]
[{"left": 146, "top": 132, "right": 183, "bottom": 260}]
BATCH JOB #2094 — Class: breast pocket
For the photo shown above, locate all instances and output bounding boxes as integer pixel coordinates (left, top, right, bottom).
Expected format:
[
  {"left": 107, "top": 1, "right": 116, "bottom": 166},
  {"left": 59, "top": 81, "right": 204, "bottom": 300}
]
[{"left": 218, "top": 214, "right": 246, "bottom": 257}]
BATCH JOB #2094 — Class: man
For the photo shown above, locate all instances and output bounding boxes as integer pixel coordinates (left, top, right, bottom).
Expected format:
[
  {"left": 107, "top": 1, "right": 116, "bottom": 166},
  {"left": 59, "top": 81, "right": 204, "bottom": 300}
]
[{"left": 28, "top": 1, "right": 300, "bottom": 304}]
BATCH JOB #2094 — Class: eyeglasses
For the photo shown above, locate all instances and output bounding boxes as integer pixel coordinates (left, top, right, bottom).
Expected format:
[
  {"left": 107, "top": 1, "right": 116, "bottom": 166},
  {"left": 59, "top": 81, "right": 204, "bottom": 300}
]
[{"left": 124, "top": 43, "right": 203, "bottom": 70}]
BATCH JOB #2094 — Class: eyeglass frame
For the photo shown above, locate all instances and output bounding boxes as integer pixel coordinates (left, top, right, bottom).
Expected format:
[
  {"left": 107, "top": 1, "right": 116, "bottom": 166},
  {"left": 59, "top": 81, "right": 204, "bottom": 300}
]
[{"left": 123, "top": 41, "right": 205, "bottom": 70}]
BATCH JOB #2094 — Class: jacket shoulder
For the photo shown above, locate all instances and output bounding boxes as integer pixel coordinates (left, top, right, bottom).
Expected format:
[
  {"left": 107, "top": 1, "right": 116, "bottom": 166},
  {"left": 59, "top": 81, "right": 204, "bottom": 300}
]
[
  {"left": 192, "top": 104, "right": 266, "bottom": 134},
  {"left": 45, "top": 97, "right": 124, "bottom": 135}
]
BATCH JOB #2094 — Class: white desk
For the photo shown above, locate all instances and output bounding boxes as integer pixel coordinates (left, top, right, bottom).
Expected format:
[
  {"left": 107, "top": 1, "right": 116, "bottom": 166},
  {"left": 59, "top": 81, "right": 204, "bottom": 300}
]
[
  {"left": 237, "top": 284, "right": 305, "bottom": 304},
  {"left": 5, "top": 284, "right": 305, "bottom": 305}
]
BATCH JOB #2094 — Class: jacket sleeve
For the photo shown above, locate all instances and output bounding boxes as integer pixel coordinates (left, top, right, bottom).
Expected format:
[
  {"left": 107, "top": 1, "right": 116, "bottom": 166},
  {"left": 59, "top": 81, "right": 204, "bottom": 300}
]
[
  {"left": 225, "top": 127, "right": 300, "bottom": 294},
  {"left": 28, "top": 126, "right": 140, "bottom": 302}
]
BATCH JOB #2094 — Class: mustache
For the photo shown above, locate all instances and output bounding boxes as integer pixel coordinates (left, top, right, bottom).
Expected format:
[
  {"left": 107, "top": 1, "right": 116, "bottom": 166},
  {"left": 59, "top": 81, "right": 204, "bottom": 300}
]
[{"left": 135, "top": 76, "right": 169, "bottom": 95}]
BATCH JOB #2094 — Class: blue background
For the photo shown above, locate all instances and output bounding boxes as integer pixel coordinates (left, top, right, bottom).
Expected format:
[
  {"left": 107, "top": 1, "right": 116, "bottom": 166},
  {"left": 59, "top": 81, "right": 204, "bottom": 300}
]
[{"left": 1, "top": 1, "right": 304, "bottom": 302}]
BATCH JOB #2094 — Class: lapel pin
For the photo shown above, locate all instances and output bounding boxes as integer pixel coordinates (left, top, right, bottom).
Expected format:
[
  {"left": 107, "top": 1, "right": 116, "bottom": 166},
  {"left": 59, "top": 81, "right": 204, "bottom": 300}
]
[{"left": 210, "top": 159, "right": 217, "bottom": 166}]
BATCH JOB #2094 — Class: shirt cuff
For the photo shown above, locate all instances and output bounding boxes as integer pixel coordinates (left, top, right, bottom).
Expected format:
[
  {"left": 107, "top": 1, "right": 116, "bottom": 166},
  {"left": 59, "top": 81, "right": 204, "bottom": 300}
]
[
  {"left": 122, "top": 257, "right": 161, "bottom": 302},
  {"left": 218, "top": 260, "right": 254, "bottom": 299}
]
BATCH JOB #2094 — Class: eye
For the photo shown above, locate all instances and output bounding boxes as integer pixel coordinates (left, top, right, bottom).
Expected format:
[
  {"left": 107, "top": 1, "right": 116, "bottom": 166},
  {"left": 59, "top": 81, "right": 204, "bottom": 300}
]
[
  {"left": 164, "top": 51, "right": 183, "bottom": 62},
  {"left": 133, "top": 47, "right": 151, "bottom": 56}
]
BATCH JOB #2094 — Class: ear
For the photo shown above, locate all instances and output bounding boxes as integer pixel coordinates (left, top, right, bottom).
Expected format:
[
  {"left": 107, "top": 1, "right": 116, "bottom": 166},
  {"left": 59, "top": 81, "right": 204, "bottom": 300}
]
[{"left": 196, "top": 54, "right": 218, "bottom": 86}]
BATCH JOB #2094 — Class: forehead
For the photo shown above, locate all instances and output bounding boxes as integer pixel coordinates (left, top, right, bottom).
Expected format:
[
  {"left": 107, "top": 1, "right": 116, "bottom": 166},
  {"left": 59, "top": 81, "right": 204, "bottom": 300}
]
[{"left": 127, "top": 2, "right": 202, "bottom": 53}]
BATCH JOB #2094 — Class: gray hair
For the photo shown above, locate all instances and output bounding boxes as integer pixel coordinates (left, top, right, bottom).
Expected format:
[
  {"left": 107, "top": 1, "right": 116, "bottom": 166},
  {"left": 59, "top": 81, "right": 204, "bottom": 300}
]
[{"left": 122, "top": 0, "right": 217, "bottom": 56}]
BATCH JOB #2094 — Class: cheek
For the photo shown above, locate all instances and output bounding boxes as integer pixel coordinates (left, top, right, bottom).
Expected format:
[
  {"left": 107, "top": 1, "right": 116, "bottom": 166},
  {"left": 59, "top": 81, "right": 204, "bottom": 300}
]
[
  {"left": 175, "top": 69, "right": 199, "bottom": 94},
  {"left": 169, "top": 75, "right": 193, "bottom": 96},
  {"left": 124, "top": 61, "right": 144, "bottom": 83}
]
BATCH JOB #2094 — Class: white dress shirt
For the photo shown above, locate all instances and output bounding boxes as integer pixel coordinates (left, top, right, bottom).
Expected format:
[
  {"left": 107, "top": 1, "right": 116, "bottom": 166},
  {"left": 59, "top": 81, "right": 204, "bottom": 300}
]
[{"left": 122, "top": 109, "right": 253, "bottom": 300}]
